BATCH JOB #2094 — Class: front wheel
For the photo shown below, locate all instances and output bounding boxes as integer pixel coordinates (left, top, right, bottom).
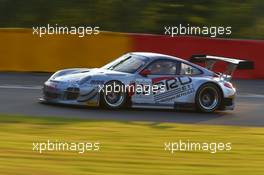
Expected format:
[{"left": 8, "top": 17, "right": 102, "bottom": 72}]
[
  {"left": 195, "top": 83, "right": 222, "bottom": 113},
  {"left": 100, "top": 81, "right": 128, "bottom": 109}
]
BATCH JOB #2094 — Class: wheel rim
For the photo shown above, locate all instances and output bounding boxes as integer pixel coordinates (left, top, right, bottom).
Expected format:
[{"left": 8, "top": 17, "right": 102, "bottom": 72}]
[
  {"left": 198, "top": 87, "right": 219, "bottom": 110},
  {"left": 103, "top": 83, "right": 125, "bottom": 108}
]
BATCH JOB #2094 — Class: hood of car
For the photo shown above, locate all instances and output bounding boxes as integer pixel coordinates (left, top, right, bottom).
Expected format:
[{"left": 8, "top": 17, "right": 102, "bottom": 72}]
[{"left": 53, "top": 68, "right": 130, "bottom": 83}]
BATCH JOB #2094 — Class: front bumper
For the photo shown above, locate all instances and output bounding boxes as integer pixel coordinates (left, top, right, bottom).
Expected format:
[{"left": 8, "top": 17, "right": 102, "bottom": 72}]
[{"left": 41, "top": 83, "right": 100, "bottom": 107}]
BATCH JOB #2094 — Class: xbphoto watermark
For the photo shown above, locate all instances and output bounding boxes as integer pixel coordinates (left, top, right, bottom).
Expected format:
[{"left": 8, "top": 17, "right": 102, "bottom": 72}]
[
  {"left": 164, "top": 140, "right": 232, "bottom": 154},
  {"left": 32, "top": 24, "right": 100, "bottom": 37},
  {"left": 164, "top": 24, "right": 232, "bottom": 38},
  {"left": 32, "top": 140, "right": 100, "bottom": 154}
]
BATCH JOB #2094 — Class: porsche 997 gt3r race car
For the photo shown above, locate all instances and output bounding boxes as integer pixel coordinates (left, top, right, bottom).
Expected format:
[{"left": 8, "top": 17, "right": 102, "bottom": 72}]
[{"left": 40, "top": 52, "right": 254, "bottom": 112}]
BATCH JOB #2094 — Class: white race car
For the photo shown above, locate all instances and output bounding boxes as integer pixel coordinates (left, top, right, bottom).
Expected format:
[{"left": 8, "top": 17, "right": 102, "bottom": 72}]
[{"left": 40, "top": 52, "right": 253, "bottom": 112}]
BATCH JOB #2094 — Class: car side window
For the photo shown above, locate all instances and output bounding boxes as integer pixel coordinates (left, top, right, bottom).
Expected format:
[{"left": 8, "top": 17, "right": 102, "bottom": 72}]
[
  {"left": 147, "top": 60, "right": 177, "bottom": 75},
  {"left": 180, "top": 63, "right": 201, "bottom": 75}
]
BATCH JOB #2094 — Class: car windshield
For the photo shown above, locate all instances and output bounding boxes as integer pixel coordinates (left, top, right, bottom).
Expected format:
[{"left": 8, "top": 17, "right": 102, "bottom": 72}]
[{"left": 102, "top": 54, "right": 149, "bottom": 73}]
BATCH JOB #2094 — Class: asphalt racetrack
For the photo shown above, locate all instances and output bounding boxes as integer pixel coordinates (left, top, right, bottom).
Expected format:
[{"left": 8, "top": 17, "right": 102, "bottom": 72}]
[{"left": 0, "top": 72, "right": 263, "bottom": 127}]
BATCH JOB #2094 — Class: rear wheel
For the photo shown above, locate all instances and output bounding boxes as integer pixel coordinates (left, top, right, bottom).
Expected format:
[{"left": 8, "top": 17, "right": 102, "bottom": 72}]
[
  {"left": 100, "top": 81, "right": 127, "bottom": 109},
  {"left": 195, "top": 83, "right": 222, "bottom": 113}
]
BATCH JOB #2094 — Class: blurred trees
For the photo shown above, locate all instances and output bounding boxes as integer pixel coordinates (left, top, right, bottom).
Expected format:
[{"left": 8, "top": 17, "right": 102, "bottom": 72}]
[{"left": 0, "top": 0, "right": 263, "bottom": 39}]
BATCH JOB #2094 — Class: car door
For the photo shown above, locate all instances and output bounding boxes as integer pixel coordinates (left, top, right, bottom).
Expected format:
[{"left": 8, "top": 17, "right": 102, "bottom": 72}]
[
  {"left": 175, "top": 62, "right": 203, "bottom": 104},
  {"left": 133, "top": 59, "right": 180, "bottom": 106}
]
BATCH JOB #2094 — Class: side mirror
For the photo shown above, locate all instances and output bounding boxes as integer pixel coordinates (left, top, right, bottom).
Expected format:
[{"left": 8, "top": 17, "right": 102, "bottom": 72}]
[{"left": 140, "top": 69, "right": 151, "bottom": 77}]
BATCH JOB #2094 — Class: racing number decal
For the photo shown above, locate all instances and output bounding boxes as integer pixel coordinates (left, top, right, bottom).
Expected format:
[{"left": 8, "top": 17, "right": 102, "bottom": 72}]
[
  {"left": 133, "top": 77, "right": 194, "bottom": 104},
  {"left": 153, "top": 77, "right": 194, "bottom": 103}
]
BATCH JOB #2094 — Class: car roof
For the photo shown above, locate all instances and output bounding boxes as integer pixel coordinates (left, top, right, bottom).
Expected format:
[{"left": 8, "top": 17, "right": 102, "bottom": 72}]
[
  {"left": 130, "top": 52, "right": 213, "bottom": 75},
  {"left": 131, "top": 52, "right": 188, "bottom": 63}
]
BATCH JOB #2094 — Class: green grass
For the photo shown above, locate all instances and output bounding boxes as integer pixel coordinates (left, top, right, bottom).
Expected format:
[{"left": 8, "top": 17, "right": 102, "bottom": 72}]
[{"left": 0, "top": 115, "right": 264, "bottom": 175}]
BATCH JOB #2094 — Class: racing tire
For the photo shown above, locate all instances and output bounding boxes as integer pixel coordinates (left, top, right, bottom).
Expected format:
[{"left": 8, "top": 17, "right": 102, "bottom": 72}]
[
  {"left": 100, "top": 81, "right": 128, "bottom": 109},
  {"left": 195, "top": 83, "right": 222, "bottom": 113}
]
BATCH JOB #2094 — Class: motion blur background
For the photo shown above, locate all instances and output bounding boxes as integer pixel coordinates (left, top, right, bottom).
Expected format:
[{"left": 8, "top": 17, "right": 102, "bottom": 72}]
[
  {"left": 0, "top": 0, "right": 263, "bottom": 78},
  {"left": 0, "top": 0, "right": 264, "bottom": 39}
]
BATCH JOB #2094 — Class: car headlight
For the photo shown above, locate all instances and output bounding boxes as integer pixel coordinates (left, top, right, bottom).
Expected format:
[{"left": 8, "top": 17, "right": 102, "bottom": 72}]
[
  {"left": 49, "top": 69, "right": 79, "bottom": 80},
  {"left": 49, "top": 71, "right": 65, "bottom": 80}
]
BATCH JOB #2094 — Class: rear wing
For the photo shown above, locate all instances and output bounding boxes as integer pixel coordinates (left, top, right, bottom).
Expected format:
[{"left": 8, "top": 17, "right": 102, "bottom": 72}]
[{"left": 189, "top": 55, "right": 254, "bottom": 79}]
